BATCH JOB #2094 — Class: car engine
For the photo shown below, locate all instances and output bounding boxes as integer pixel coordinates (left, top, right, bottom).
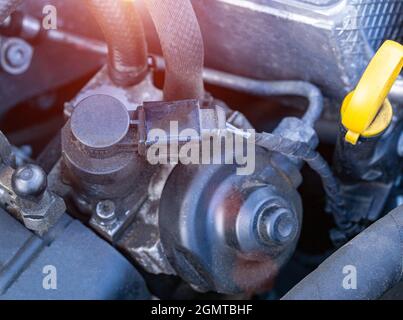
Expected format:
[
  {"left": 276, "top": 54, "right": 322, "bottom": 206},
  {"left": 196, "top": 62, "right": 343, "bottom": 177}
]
[{"left": 0, "top": 0, "right": 402, "bottom": 301}]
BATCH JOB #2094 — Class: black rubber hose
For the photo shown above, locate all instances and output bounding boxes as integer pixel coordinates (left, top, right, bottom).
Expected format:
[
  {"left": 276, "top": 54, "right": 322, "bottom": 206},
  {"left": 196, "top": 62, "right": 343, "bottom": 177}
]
[
  {"left": 282, "top": 204, "right": 403, "bottom": 300},
  {"left": 0, "top": 0, "right": 22, "bottom": 24},
  {"left": 145, "top": 0, "right": 205, "bottom": 101},
  {"left": 85, "top": 0, "right": 148, "bottom": 87}
]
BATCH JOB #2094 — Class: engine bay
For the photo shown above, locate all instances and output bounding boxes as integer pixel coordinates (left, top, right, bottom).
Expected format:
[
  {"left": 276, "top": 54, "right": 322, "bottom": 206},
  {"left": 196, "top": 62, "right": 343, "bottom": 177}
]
[{"left": 0, "top": 0, "right": 402, "bottom": 301}]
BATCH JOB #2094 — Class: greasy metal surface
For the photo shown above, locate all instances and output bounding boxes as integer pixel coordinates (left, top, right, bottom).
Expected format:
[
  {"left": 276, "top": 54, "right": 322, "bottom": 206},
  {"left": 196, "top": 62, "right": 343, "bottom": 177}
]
[
  {"left": 6, "top": 0, "right": 400, "bottom": 298},
  {"left": 49, "top": 156, "right": 176, "bottom": 275},
  {"left": 56, "top": 65, "right": 175, "bottom": 274},
  {"left": 117, "top": 164, "right": 177, "bottom": 275},
  {"left": 65, "top": 66, "right": 162, "bottom": 115}
]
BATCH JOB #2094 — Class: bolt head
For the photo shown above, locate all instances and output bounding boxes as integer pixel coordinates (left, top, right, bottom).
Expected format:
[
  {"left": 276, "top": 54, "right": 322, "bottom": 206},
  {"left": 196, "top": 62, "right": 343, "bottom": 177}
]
[
  {"left": 6, "top": 45, "right": 26, "bottom": 67},
  {"left": 12, "top": 164, "right": 47, "bottom": 199},
  {"left": 1, "top": 39, "right": 33, "bottom": 75},
  {"left": 96, "top": 200, "right": 116, "bottom": 222},
  {"left": 260, "top": 207, "right": 297, "bottom": 245}
]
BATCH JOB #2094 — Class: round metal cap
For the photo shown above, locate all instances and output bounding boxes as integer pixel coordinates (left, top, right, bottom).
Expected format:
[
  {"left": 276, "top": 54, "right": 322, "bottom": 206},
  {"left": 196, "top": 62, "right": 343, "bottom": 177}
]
[{"left": 71, "top": 95, "right": 130, "bottom": 149}]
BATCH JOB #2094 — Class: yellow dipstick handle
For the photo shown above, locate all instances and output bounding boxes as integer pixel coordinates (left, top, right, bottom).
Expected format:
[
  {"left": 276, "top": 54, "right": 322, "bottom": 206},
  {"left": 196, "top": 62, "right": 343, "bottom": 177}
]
[{"left": 341, "top": 40, "right": 403, "bottom": 145}]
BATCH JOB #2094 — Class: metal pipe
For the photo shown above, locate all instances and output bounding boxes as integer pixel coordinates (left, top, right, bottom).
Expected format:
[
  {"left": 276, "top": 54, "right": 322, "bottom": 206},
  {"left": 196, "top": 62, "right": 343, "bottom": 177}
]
[
  {"left": 204, "top": 71, "right": 324, "bottom": 127},
  {"left": 85, "top": 0, "right": 148, "bottom": 87},
  {"left": 282, "top": 204, "right": 403, "bottom": 300},
  {"left": 154, "top": 56, "right": 323, "bottom": 126}
]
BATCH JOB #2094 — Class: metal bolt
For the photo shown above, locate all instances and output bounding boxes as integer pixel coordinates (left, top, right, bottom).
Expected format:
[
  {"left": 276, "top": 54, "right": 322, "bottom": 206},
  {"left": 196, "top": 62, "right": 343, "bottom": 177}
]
[
  {"left": 6, "top": 45, "right": 26, "bottom": 67},
  {"left": 0, "top": 38, "right": 33, "bottom": 75},
  {"left": 12, "top": 164, "right": 47, "bottom": 200},
  {"left": 259, "top": 207, "right": 297, "bottom": 244},
  {"left": 96, "top": 200, "right": 116, "bottom": 223}
]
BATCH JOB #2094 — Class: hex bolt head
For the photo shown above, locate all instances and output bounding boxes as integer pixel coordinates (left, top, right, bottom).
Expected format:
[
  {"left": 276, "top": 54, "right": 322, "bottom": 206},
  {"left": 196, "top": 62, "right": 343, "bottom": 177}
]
[
  {"left": 96, "top": 200, "right": 116, "bottom": 223},
  {"left": 12, "top": 164, "right": 47, "bottom": 199},
  {"left": 259, "top": 207, "right": 297, "bottom": 245}
]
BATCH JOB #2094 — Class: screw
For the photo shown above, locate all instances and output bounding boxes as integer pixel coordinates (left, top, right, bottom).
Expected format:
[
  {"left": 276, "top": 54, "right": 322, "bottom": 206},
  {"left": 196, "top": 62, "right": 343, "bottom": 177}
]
[
  {"left": 12, "top": 164, "right": 47, "bottom": 200},
  {"left": 259, "top": 207, "right": 297, "bottom": 244},
  {"left": 96, "top": 200, "right": 116, "bottom": 223}
]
